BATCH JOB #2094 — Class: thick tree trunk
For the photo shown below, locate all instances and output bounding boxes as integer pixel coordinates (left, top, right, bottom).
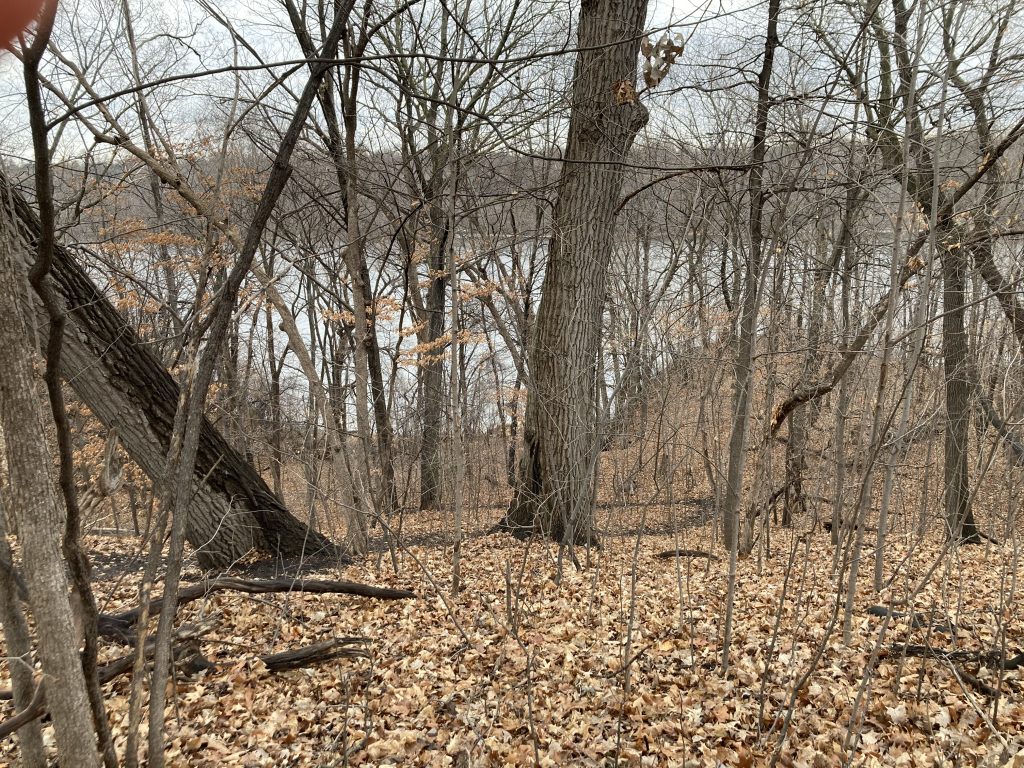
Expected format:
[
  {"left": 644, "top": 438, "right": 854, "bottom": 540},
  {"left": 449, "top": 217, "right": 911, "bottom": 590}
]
[
  {"left": 505, "top": 0, "right": 649, "bottom": 543},
  {"left": 0, "top": 497, "right": 45, "bottom": 767},
  {"left": 1, "top": 174, "right": 333, "bottom": 568},
  {"left": 0, "top": 191, "right": 102, "bottom": 768}
]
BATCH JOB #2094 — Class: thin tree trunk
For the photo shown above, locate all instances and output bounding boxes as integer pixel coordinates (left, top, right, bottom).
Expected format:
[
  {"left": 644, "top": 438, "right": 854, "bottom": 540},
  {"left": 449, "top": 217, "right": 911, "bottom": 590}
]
[
  {"left": 722, "top": 0, "right": 780, "bottom": 553},
  {"left": 768, "top": 113, "right": 1024, "bottom": 437},
  {"left": 448, "top": 171, "right": 465, "bottom": 594},
  {"left": 21, "top": 20, "right": 119, "bottom": 762},
  {"left": 287, "top": 3, "right": 398, "bottom": 525},
  {"left": 889, "top": 0, "right": 980, "bottom": 544},
  {"left": 420, "top": 193, "right": 449, "bottom": 511},
  {"left": 266, "top": 296, "right": 285, "bottom": 500},
  {"left": 721, "top": 0, "right": 781, "bottom": 674},
  {"left": 144, "top": 9, "right": 352, "bottom": 763},
  {"left": 939, "top": 242, "right": 980, "bottom": 542},
  {"left": 784, "top": 192, "right": 860, "bottom": 526}
]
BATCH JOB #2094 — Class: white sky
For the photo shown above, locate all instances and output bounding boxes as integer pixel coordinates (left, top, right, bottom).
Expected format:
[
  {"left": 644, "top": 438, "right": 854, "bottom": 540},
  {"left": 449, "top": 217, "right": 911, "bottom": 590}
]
[{"left": 0, "top": 0, "right": 720, "bottom": 161}]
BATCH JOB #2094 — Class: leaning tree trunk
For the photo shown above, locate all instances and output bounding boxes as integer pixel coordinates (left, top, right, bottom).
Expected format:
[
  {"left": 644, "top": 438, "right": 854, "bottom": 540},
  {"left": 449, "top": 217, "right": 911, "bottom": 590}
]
[
  {"left": 504, "top": 0, "right": 649, "bottom": 543},
  {"left": 1, "top": 174, "right": 333, "bottom": 568}
]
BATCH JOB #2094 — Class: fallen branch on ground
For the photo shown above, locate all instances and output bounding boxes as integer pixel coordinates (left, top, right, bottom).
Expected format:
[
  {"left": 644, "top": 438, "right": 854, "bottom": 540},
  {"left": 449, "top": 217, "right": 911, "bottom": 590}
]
[
  {"left": 98, "top": 577, "right": 415, "bottom": 643},
  {"left": 884, "top": 643, "right": 1024, "bottom": 671},
  {"left": 654, "top": 549, "right": 719, "bottom": 561},
  {"left": 868, "top": 606, "right": 955, "bottom": 634},
  {"left": 952, "top": 664, "right": 1002, "bottom": 698},
  {"left": 261, "top": 637, "right": 370, "bottom": 672},
  {"left": 0, "top": 619, "right": 215, "bottom": 736},
  {"left": 0, "top": 684, "right": 44, "bottom": 739},
  {"left": 1, "top": 617, "right": 372, "bottom": 738}
]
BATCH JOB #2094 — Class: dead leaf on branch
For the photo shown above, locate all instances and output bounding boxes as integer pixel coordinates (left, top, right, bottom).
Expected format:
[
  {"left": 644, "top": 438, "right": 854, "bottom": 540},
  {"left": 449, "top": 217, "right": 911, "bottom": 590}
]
[{"left": 642, "top": 32, "right": 685, "bottom": 89}]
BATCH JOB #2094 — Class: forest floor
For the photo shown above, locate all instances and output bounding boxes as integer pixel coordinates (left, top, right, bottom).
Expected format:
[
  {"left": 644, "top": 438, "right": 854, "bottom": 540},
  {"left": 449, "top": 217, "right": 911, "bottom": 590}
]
[{"left": 2, "top": 503, "right": 1024, "bottom": 768}]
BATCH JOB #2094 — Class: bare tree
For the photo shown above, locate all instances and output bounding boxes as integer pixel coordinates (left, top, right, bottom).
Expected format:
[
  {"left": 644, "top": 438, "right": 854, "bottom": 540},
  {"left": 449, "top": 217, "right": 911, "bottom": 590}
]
[{"left": 503, "top": 0, "right": 650, "bottom": 548}]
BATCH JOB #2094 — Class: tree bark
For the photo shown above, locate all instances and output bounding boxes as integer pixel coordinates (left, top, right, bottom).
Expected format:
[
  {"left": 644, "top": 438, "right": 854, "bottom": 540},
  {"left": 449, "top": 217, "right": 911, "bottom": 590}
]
[
  {"left": 505, "top": 0, "right": 649, "bottom": 543},
  {"left": 939, "top": 243, "right": 980, "bottom": 542},
  {"left": 0, "top": 189, "right": 101, "bottom": 768},
  {"left": 0, "top": 497, "right": 45, "bottom": 768},
  {"left": 890, "top": 0, "right": 980, "bottom": 544},
  {"left": 784, "top": 193, "right": 860, "bottom": 526},
  {"left": 0, "top": 173, "right": 334, "bottom": 568},
  {"left": 419, "top": 200, "right": 449, "bottom": 511}
]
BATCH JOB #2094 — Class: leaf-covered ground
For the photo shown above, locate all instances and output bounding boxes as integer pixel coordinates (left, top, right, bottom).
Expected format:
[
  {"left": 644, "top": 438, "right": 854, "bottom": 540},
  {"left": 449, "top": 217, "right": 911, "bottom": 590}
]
[{"left": 2, "top": 509, "right": 1023, "bottom": 767}]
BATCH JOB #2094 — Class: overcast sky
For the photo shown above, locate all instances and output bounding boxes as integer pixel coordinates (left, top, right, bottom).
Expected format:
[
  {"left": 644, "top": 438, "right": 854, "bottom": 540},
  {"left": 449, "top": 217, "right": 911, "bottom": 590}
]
[{"left": 0, "top": 0, "right": 729, "bottom": 162}]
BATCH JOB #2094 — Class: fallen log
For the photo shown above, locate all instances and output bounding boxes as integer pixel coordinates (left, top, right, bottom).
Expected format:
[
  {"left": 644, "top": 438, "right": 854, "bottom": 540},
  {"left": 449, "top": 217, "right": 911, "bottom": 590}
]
[
  {"left": 0, "top": 618, "right": 216, "bottom": 735},
  {"left": 1, "top": 621, "right": 371, "bottom": 738},
  {"left": 655, "top": 549, "right": 719, "bottom": 561},
  {"left": 867, "top": 605, "right": 955, "bottom": 635},
  {"left": 885, "top": 643, "right": 1024, "bottom": 671},
  {"left": 261, "top": 637, "right": 370, "bottom": 672},
  {"left": 823, "top": 520, "right": 877, "bottom": 535},
  {"left": 881, "top": 643, "right": 1024, "bottom": 699},
  {"left": 98, "top": 577, "right": 416, "bottom": 643}
]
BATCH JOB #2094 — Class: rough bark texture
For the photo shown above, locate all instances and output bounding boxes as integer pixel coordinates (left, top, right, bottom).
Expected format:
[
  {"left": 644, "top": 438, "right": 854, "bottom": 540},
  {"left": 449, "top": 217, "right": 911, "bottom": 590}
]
[
  {"left": 0, "top": 192, "right": 102, "bottom": 768},
  {"left": 0, "top": 498, "right": 45, "bottom": 768},
  {"left": 506, "top": 0, "right": 649, "bottom": 543},
  {"left": 1, "top": 174, "right": 333, "bottom": 568}
]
